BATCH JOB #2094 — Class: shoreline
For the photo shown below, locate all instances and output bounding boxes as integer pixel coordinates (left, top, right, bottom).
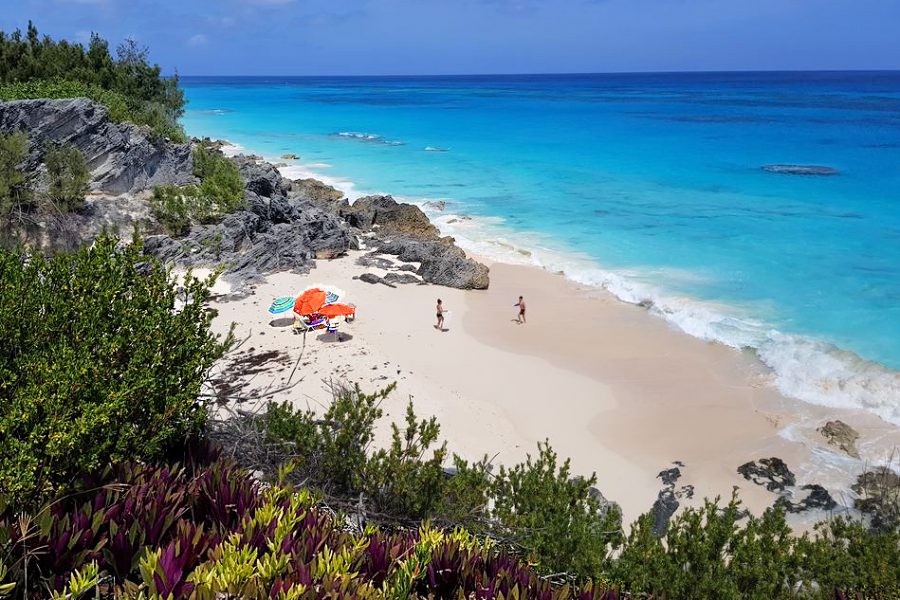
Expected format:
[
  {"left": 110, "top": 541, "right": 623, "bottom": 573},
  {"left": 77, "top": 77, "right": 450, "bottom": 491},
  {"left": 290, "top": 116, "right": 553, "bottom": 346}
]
[
  {"left": 207, "top": 248, "right": 900, "bottom": 526},
  {"left": 194, "top": 137, "right": 900, "bottom": 524}
]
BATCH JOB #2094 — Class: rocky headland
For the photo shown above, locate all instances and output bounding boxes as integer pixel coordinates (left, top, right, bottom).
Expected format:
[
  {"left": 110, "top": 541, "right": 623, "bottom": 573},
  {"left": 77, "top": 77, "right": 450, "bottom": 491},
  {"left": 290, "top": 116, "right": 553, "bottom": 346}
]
[{"left": 0, "top": 98, "right": 489, "bottom": 290}]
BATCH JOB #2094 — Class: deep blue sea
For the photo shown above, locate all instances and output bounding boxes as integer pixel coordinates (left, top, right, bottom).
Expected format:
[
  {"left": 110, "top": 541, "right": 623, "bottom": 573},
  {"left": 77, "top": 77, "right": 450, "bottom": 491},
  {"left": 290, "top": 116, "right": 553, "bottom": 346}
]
[{"left": 181, "top": 72, "right": 900, "bottom": 424}]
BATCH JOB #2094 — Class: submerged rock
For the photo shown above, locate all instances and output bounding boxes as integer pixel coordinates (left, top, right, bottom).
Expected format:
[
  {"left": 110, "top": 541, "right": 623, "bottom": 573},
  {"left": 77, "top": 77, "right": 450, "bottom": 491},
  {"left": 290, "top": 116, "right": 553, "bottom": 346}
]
[
  {"left": 761, "top": 164, "right": 840, "bottom": 176},
  {"left": 818, "top": 420, "right": 861, "bottom": 458},
  {"left": 281, "top": 153, "right": 300, "bottom": 160},
  {"left": 0, "top": 98, "right": 195, "bottom": 194},
  {"left": 737, "top": 457, "right": 796, "bottom": 492}
]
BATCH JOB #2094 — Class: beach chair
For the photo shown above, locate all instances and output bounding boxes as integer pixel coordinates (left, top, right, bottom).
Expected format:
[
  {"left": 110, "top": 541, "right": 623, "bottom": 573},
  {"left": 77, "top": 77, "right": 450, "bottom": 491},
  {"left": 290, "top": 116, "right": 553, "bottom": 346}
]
[
  {"left": 326, "top": 321, "right": 340, "bottom": 341},
  {"left": 293, "top": 315, "right": 326, "bottom": 335}
]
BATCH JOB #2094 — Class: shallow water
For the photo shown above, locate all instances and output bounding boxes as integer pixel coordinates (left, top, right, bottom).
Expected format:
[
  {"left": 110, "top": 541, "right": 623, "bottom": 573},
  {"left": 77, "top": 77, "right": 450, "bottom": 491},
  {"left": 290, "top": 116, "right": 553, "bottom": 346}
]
[{"left": 181, "top": 72, "right": 900, "bottom": 424}]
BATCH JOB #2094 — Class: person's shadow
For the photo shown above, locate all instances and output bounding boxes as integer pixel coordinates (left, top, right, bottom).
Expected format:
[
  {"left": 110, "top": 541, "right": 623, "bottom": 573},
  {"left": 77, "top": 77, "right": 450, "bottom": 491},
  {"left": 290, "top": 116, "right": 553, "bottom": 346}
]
[{"left": 434, "top": 325, "right": 450, "bottom": 332}]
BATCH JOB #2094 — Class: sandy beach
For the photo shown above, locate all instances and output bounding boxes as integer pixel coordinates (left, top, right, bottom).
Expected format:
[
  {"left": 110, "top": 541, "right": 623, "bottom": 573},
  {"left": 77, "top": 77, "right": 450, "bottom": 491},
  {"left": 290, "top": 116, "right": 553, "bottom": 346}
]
[{"left": 206, "top": 249, "right": 900, "bottom": 525}]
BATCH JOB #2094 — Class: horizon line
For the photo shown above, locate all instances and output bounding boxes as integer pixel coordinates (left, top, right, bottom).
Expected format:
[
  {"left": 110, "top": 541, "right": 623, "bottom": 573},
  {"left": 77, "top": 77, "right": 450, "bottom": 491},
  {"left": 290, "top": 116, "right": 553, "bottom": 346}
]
[{"left": 177, "top": 68, "right": 900, "bottom": 79}]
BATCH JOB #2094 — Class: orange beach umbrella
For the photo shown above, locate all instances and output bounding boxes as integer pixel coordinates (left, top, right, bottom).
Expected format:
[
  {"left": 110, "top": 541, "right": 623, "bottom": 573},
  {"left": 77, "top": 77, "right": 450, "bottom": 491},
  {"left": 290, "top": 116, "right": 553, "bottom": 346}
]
[
  {"left": 293, "top": 288, "right": 327, "bottom": 316},
  {"left": 318, "top": 303, "right": 356, "bottom": 319}
]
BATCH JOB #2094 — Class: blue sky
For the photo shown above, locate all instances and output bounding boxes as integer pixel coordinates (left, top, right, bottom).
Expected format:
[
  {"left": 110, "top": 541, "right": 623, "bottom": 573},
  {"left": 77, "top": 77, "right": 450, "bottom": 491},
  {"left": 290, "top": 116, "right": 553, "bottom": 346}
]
[{"left": 3, "top": 0, "right": 899, "bottom": 75}]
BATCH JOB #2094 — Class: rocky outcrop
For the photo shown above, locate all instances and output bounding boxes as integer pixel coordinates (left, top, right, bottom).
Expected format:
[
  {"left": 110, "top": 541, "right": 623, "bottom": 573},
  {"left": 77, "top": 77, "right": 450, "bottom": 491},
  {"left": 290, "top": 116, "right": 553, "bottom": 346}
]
[
  {"left": 761, "top": 164, "right": 839, "bottom": 176},
  {"left": 818, "top": 420, "right": 861, "bottom": 458},
  {"left": 373, "top": 237, "right": 489, "bottom": 290},
  {"left": 775, "top": 484, "right": 836, "bottom": 513},
  {"left": 293, "top": 178, "right": 348, "bottom": 211},
  {"left": 0, "top": 98, "right": 195, "bottom": 194},
  {"left": 737, "top": 457, "right": 796, "bottom": 492},
  {"left": 144, "top": 154, "right": 352, "bottom": 280},
  {"left": 341, "top": 195, "right": 440, "bottom": 239}
]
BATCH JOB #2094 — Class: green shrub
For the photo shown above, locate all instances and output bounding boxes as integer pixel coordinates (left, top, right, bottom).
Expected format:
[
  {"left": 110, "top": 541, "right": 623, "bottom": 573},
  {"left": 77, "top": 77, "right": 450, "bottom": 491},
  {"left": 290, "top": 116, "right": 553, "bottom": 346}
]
[
  {"left": 150, "top": 184, "right": 197, "bottom": 235},
  {"left": 192, "top": 145, "right": 244, "bottom": 214},
  {"left": 0, "top": 236, "right": 229, "bottom": 509},
  {"left": 0, "top": 131, "right": 31, "bottom": 219},
  {"left": 43, "top": 143, "right": 89, "bottom": 211},
  {"left": 490, "top": 442, "right": 622, "bottom": 578}
]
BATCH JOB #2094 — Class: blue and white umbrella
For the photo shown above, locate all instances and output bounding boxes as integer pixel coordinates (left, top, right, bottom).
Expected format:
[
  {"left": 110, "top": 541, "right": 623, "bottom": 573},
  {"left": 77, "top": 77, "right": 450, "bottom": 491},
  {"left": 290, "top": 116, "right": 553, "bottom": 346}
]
[{"left": 267, "top": 296, "right": 295, "bottom": 315}]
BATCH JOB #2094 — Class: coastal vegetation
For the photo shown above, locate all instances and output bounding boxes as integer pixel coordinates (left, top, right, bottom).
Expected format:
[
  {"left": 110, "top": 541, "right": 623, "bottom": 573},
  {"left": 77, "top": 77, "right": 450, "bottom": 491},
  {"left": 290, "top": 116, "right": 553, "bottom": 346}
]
[
  {"left": 0, "top": 237, "right": 898, "bottom": 599},
  {"left": 151, "top": 146, "right": 246, "bottom": 235},
  {"left": 0, "top": 23, "right": 185, "bottom": 141}
]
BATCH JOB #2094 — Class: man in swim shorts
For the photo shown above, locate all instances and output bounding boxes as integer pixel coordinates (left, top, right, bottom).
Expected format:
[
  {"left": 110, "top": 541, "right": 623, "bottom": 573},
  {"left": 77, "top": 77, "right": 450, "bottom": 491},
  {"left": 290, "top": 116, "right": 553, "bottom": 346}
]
[{"left": 515, "top": 295, "right": 526, "bottom": 324}]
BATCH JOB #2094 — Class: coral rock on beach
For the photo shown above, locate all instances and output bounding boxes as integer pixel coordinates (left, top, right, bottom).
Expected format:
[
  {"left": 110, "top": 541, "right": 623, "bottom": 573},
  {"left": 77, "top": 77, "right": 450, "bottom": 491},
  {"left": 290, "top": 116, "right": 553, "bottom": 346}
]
[
  {"left": 737, "top": 457, "right": 796, "bottom": 492},
  {"left": 0, "top": 98, "right": 195, "bottom": 194},
  {"left": 818, "top": 419, "right": 861, "bottom": 458},
  {"left": 293, "top": 178, "right": 347, "bottom": 209}
]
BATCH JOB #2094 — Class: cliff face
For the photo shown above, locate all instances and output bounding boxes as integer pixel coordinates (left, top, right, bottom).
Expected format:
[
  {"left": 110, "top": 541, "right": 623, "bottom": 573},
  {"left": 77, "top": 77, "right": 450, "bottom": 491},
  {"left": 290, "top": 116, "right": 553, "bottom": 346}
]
[{"left": 0, "top": 98, "right": 195, "bottom": 194}]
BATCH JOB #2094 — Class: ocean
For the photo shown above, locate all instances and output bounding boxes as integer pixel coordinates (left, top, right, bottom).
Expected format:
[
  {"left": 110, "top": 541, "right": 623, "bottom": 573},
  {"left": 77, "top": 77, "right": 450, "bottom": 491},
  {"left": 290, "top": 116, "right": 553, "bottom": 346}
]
[{"left": 180, "top": 72, "right": 900, "bottom": 424}]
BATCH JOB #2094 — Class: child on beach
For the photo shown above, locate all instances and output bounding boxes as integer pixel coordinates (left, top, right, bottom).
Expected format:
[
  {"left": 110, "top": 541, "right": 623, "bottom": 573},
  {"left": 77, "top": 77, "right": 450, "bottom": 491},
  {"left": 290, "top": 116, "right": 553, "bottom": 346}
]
[
  {"left": 435, "top": 298, "right": 446, "bottom": 330},
  {"left": 515, "top": 295, "right": 526, "bottom": 324}
]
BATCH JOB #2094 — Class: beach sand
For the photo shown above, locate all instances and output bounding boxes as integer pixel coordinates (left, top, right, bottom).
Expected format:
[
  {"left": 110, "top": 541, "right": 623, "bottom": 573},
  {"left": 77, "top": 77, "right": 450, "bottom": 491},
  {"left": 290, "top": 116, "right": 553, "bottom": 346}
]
[{"left": 206, "top": 250, "right": 900, "bottom": 524}]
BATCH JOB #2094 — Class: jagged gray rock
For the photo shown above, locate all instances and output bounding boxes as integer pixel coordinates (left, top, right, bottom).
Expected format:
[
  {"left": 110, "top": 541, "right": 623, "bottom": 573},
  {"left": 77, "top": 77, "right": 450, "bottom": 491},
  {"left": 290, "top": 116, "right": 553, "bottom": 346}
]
[
  {"left": 232, "top": 155, "right": 293, "bottom": 199},
  {"left": 293, "top": 178, "right": 347, "bottom": 210},
  {"left": 0, "top": 98, "right": 195, "bottom": 194},
  {"left": 375, "top": 237, "right": 489, "bottom": 289}
]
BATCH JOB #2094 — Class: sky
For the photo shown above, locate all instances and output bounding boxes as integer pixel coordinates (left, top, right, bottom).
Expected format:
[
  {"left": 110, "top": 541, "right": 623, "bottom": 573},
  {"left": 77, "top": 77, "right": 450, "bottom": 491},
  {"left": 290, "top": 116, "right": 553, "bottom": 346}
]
[{"left": 2, "top": 0, "right": 899, "bottom": 76}]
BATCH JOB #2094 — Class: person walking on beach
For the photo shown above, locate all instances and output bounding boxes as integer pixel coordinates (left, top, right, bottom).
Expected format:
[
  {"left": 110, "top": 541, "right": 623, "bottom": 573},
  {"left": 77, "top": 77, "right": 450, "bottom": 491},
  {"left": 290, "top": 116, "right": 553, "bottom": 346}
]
[
  {"left": 515, "top": 295, "right": 526, "bottom": 324},
  {"left": 435, "top": 298, "right": 446, "bottom": 330}
]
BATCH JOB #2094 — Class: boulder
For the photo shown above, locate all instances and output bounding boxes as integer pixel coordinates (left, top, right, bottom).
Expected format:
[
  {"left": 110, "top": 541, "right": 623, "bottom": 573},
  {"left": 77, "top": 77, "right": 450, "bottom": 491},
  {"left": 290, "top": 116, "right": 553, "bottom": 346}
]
[
  {"left": 374, "top": 237, "right": 488, "bottom": 290},
  {"left": 281, "top": 153, "right": 300, "bottom": 160},
  {"left": 818, "top": 420, "right": 861, "bottom": 458},
  {"left": 0, "top": 98, "right": 195, "bottom": 194},
  {"left": 737, "top": 457, "right": 796, "bottom": 492},
  {"left": 293, "top": 178, "right": 346, "bottom": 209},
  {"left": 341, "top": 195, "right": 440, "bottom": 239},
  {"left": 383, "top": 272, "right": 423, "bottom": 285}
]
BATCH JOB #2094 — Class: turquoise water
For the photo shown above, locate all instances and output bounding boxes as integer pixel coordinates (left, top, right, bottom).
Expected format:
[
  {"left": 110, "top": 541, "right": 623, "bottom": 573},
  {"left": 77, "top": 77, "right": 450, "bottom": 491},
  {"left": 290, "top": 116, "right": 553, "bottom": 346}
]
[{"left": 181, "top": 73, "right": 900, "bottom": 423}]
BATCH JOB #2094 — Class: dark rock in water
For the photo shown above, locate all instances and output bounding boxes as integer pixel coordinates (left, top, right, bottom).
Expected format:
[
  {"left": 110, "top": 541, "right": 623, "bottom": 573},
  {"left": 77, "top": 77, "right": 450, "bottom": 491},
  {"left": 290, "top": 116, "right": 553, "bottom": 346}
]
[
  {"left": 737, "top": 457, "right": 796, "bottom": 492},
  {"left": 775, "top": 484, "right": 837, "bottom": 513},
  {"left": 818, "top": 420, "right": 861, "bottom": 459},
  {"left": 761, "top": 164, "right": 840, "bottom": 176},
  {"left": 383, "top": 272, "right": 422, "bottom": 285},
  {"left": 281, "top": 153, "right": 300, "bottom": 160},
  {"left": 0, "top": 98, "right": 195, "bottom": 194},
  {"left": 852, "top": 467, "right": 900, "bottom": 531},
  {"left": 342, "top": 195, "right": 441, "bottom": 240},
  {"left": 651, "top": 489, "right": 679, "bottom": 537},
  {"left": 423, "top": 200, "right": 447, "bottom": 211},
  {"left": 658, "top": 467, "right": 682, "bottom": 487}
]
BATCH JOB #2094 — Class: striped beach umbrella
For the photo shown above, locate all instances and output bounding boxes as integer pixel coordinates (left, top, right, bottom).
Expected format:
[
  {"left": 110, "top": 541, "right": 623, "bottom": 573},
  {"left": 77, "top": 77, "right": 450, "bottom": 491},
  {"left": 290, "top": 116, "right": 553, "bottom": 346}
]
[{"left": 267, "top": 296, "right": 295, "bottom": 315}]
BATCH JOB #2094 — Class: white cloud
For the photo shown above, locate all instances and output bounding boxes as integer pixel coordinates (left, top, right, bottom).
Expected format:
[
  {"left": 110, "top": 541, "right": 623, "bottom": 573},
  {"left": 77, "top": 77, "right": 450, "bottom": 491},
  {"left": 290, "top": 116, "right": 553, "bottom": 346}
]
[{"left": 186, "top": 34, "right": 209, "bottom": 47}]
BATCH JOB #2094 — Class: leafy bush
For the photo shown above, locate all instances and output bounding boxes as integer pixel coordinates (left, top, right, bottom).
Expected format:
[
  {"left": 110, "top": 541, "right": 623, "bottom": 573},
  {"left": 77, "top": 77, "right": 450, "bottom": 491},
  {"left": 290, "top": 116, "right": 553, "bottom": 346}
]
[
  {"left": 491, "top": 442, "right": 622, "bottom": 579},
  {"left": 0, "top": 131, "right": 31, "bottom": 219},
  {"left": 44, "top": 143, "right": 89, "bottom": 211},
  {"left": 150, "top": 184, "right": 195, "bottom": 235},
  {"left": 149, "top": 148, "right": 244, "bottom": 235},
  {"left": 0, "top": 237, "right": 228, "bottom": 509},
  {"left": 192, "top": 145, "right": 245, "bottom": 213}
]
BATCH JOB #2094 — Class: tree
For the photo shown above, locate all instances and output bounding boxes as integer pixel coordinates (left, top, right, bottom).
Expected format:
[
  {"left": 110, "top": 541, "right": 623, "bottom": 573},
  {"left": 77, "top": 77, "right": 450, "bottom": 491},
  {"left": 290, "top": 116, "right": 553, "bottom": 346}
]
[
  {"left": 0, "top": 237, "right": 230, "bottom": 509},
  {"left": 0, "top": 131, "right": 31, "bottom": 220},
  {"left": 44, "top": 143, "right": 89, "bottom": 211}
]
